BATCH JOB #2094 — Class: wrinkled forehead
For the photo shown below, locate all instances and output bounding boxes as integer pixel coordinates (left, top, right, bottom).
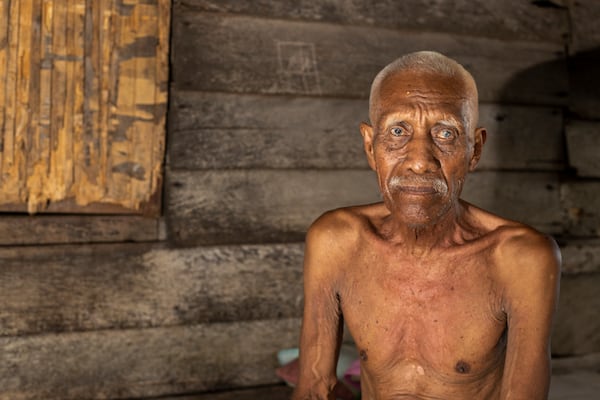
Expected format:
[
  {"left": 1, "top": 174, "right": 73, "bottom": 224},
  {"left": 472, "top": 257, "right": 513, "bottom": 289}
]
[{"left": 370, "top": 70, "right": 477, "bottom": 127}]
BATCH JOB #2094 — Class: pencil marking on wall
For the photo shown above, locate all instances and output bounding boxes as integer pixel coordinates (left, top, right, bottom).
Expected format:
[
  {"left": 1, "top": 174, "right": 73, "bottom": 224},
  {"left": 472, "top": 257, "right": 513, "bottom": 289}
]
[{"left": 276, "top": 41, "right": 321, "bottom": 95}]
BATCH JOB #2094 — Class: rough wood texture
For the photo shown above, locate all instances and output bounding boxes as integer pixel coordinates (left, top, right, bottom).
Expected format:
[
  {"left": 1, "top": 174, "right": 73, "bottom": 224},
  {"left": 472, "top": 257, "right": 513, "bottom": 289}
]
[
  {"left": 552, "top": 273, "right": 600, "bottom": 356},
  {"left": 566, "top": 0, "right": 600, "bottom": 118},
  {"left": 167, "top": 169, "right": 562, "bottom": 245},
  {"left": 561, "top": 181, "right": 600, "bottom": 237},
  {"left": 0, "top": 0, "right": 170, "bottom": 214},
  {"left": 157, "top": 385, "right": 293, "bottom": 400},
  {"left": 169, "top": 91, "right": 564, "bottom": 171},
  {"left": 477, "top": 106, "right": 564, "bottom": 171},
  {"left": 175, "top": 0, "right": 569, "bottom": 44},
  {"left": 560, "top": 240, "right": 600, "bottom": 275},
  {"left": 462, "top": 171, "right": 562, "bottom": 234},
  {"left": 568, "top": 0, "right": 600, "bottom": 53},
  {"left": 552, "top": 352, "right": 600, "bottom": 374},
  {"left": 172, "top": 13, "right": 567, "bottom": 105},
  {"left": 0, "top": 215, "right": 159, "bottom": 245},
  {"left": 0, "top": 243, "right": 303, "bottom": 336},
  {"left": 167, "top": 169, "right": 381, "bottom": 245},
  {"left": 0, "top": 318, "right": 300, "bottom": 400},
  {"left": 567, "top": 49, "right": 600, "bottom": 120},
  {"left": 566, "top": 120, "right": 600, "bottom": 177}
]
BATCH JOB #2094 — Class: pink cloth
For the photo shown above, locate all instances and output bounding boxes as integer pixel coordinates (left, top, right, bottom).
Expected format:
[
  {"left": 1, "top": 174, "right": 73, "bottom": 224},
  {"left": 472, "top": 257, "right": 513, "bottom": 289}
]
[
  {"left": 343, "top": 359, "right": 361, "bottom": 390},
  {"left": 275, "top": 357, "right": 360, "bottom": 400}
]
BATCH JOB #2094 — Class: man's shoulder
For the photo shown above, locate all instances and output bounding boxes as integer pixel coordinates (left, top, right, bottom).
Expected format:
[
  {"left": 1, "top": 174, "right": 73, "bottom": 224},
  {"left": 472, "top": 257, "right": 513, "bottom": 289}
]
[
  {"left": 463, "top": 201, "right": 561, "bottom": 273},
  {"left": 308, "top": 202, "right": 385, "bottom": 238},
  {"left": 484, "top": 220, "right": 561, "bottom": 287}
]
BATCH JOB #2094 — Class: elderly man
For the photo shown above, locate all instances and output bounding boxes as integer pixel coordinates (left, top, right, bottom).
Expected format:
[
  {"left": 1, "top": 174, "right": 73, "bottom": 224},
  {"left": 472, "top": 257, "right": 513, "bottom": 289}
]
[{"left": 292, "top": 51, "right": 561, "bottom": 400}]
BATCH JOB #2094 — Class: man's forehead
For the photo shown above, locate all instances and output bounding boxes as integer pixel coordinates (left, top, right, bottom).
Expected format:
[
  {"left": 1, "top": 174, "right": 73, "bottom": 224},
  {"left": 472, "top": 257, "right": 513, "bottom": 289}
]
[
  {"left": 371, "top": 69, "right": 476, "bottom": 126},
  {"left": 377, "top": 69, "right": 471, "bottom": 99},
  {"left": 376, "top": 101, "right": 468, "bottom": 126}
]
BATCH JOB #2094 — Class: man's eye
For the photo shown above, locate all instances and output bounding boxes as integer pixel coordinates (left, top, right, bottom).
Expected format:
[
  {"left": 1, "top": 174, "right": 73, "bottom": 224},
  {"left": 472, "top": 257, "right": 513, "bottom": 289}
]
[
  {"left": 436, "top": 129, "right": 455, "bottom": 139},
  {"left": 390, "top": 127, "right": 404, "bottom": 136}
]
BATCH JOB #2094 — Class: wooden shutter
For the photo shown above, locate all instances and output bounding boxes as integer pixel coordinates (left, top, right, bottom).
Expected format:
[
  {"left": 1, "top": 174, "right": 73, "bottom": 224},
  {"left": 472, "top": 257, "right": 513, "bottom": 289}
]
[{"left": 0, "top": 0, "right": 170, "bottom": 214}]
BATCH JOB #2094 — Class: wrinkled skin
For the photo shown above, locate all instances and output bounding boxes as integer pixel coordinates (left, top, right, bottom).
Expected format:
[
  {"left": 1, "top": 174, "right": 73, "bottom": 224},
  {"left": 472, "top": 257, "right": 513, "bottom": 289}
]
[{"left": 292, "top": 68, "right": 561, "bottom": 400}]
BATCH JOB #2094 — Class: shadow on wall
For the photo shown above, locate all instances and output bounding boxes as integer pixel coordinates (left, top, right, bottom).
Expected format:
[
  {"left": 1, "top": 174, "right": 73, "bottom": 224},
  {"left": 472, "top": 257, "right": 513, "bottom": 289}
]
[{"left": 464, "top": 47, "right": 600, "bottom": 236}]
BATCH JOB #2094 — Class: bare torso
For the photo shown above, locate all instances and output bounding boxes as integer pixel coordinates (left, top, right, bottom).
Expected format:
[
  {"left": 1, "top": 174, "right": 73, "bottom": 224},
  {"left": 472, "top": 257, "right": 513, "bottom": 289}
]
[{"left": 332, "top": 202, "right": 514, "bottom": 399}]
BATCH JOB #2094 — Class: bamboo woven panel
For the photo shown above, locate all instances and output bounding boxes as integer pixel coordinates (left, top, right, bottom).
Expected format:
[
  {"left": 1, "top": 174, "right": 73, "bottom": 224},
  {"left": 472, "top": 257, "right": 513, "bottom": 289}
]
[{"left": 0, "top": 0, "right": 170, "bottom": 214}]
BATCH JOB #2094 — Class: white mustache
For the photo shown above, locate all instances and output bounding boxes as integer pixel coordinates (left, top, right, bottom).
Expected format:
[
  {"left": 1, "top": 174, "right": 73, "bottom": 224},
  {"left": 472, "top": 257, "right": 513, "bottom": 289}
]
[{"left": 389, "top": 176, "right": 448, "bottom": 195}]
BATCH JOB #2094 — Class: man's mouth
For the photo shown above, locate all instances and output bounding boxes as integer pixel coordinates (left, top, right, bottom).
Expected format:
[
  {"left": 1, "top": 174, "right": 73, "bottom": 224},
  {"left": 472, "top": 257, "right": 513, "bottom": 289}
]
[{"left": 388, "top": 176, "right": 448, "bottom": 195}]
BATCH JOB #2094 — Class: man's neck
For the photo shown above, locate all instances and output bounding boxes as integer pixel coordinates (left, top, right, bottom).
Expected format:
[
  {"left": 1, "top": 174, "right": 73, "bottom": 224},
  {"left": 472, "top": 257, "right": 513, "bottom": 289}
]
[{"left": 379, "top": 202, "right": 469, "bottom": 258}]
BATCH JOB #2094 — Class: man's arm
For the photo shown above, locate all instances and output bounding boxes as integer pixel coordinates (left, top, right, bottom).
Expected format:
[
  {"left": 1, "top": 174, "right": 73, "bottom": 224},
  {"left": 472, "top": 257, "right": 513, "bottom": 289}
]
[
  {"left": 292, "top": 215, "right": 345, "bottom": 400},
  {"left": 497, "top": 229, "right": 561, "bottom": 400}
]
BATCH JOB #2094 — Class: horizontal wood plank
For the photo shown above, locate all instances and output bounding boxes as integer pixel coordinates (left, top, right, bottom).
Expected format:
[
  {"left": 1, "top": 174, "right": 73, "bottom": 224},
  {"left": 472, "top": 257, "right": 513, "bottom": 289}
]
[
  {"left": 0, "top": 243, "right": 303, "bottom": 336},
  {"left": 461, "top": 171, "right": 562, "bottom": 234},
  {"left": 169, "top": 91, "right": 564, "bottom": 171},
  {"left": 166, "top": 169, "right": 381, "bottom": 245},
  {"left": 560, "top": 239, "right": 600, "bottom": 275},
  {"left": 0, "top": 216, "right": 159, "bottom": 245},
  {"left": 561, "top": 181, "right": 600, "bottom": 237},
  {"left": 568, "top": 0, "right": 600, "bottom": 54},
  {"left": 167, "top": 169, "right": 563, "bottom": 245},
  {"left": 477, "top": 106, "right": 564, "bottom": 171},
  {"left": 552, "top": 273, "right": 600, "bottom": 356},
  {"left": 172, "top": 13, "right": 567, "bottom": 105},
  {"left": 175, "top": 0, "right": 569, "bottom": 44},
  {"left": 158, "top": 385, "right": 293, "bottom": 400},
  {"left": 567, "top": 49, "right": 600, "bottom": 119},
  {"left": 566, "top": 120, "right": 600, "bottom": 177},
  {"left": 0, "top": 318, "right": 300, "bottom": 399}
]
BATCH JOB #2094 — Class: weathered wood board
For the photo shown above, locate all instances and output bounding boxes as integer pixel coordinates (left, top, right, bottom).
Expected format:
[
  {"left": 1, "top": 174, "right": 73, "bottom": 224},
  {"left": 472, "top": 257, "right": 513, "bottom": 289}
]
[
  {"left": 0, "top": 318, "right": 300, "bottom": 400},
  {"left": 159, "top": 385, "right": 293, "bottom": 400},
  {"left": 0, "top": 242, "right": 303, "bottom": 336},
  {"left": 568, "top": 0, "right": 600, "bottom": 54},
  {"left": 167, "top": 169, "right": 563, "bottom": 245},
  {"left": 169, "top": 91, "right": 564, "bottom": 171},
  {"left": 552, "top": 273, "right": 600, "bottom": 356},
  {"left": 560, "top": 239, "right": 600, "bottom": 275},
  {"left": 566, "top": 120, "right": 600, "bottom": 177},
  {"left": 172, "top": 13, "right": 567, "bottom": 105},
  {"left": 175, "top": 0, "right": 569, "bottom": 44},
  {"left": 0, "top": 215, "right": 159, "bottom": 245},
  {"left": 167, "top": 169, "right": 381, "bottom": 245},
  {"left": 567, "top": 0, "right": 600, "bottom": 119},
  {"left": 561, "top": 181, "right": 600, "bottom": 237},
  {"left": 0, "top": 236, "right": 595, "bottom": 336},
  {"left": 0, "top": 0, "right": 170, "bottom": 214},
  {"left": 477, "top": 106, "right": 564, "bottom": 171},
  {"left": 462, "top": 171, "right": 562, "bottom": 234}
]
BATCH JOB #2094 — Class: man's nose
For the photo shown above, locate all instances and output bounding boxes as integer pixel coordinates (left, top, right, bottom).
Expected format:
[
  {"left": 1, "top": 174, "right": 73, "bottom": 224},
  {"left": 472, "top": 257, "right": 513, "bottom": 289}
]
[{"left": 403, "top": 137, "right": 440, "bottom": 174}]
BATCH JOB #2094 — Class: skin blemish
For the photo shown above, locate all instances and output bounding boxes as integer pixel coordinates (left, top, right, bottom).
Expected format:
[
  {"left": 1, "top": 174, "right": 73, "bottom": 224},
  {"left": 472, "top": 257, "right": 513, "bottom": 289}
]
[
  {"left": 360, "top": 350, "right": 368, "bottom": 361},
  {"left": 455, "top": 360, "right": 471, "bottom": 374}
]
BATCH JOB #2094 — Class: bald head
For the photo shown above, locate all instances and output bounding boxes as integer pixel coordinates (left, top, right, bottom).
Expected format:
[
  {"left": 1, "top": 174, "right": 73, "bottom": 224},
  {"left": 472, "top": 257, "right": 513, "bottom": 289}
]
[{"left": 369, "top": 51, "right": 479, "bottom": 131}]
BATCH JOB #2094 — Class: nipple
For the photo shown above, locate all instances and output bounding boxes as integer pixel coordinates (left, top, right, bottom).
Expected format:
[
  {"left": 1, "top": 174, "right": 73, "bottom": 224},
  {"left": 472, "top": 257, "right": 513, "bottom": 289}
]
[
  {"left": 360, "top": 349, "right": 368, "bottom": 361},
  {"left": 455, "top": 360, "right": 471, "bottom": 374}
]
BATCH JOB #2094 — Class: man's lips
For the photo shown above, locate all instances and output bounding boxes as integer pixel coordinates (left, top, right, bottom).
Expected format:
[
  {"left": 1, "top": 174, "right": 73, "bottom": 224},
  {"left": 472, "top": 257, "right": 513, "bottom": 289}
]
[
  {"left": 388, "top": 176, "right": 449, "bottom": 195},
  {"left": 396, "top": 185, "right": 438, "bottom": 194}
]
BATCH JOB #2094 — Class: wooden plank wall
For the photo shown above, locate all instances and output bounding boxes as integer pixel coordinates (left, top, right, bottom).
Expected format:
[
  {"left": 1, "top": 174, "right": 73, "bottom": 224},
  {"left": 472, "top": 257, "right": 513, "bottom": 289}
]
[{"left": 0, "top": 0, "right": 599, "bottom": 399}]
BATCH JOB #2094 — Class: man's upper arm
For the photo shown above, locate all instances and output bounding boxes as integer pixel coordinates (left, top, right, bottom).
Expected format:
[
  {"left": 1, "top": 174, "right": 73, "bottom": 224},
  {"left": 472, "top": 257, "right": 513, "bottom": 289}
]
[
  {"left": 293, "top": 214, "right": 345, "bottom": 399},
  {"left": 498, "top": 230, "right": 561, "bottom": 400}
]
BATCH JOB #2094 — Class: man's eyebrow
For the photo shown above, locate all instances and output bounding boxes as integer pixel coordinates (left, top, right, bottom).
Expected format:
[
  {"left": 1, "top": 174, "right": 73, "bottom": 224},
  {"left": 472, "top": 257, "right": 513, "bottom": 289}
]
[{"left": 436, "top": 118, "right": 461, "bottom": 126}]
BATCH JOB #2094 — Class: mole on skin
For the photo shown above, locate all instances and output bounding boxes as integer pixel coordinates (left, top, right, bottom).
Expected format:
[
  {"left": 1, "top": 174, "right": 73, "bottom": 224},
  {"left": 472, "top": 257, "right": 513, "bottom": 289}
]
[{"left": 292, "top": 51, "right": 561, "bottom": 400}]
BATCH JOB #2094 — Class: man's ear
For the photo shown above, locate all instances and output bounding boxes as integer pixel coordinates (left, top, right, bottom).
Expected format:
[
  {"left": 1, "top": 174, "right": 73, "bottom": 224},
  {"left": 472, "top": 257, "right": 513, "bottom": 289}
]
[
  {"left": 469, "top": 127, "right": 487, "bottom": 171},
  {"left": 360, "top": 122, "right": 377, "bottom": 171}
]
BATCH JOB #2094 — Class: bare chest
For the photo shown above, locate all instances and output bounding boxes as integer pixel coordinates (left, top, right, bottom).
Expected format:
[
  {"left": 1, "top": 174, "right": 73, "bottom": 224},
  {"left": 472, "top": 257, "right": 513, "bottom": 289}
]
[{"left": 339, "top": 250, "right": 506, "bottom": 378}]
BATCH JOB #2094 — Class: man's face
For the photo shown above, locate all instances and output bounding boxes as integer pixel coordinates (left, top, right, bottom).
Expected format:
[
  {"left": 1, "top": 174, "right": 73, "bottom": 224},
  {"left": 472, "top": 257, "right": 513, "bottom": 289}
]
[{"left": 361, "top": 70, "right": 485, "bottom": 228}]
